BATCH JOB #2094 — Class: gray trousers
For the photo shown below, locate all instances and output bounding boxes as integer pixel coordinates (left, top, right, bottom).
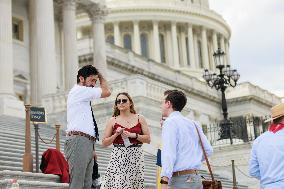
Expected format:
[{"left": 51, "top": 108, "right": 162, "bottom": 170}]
[
  {"left": 65, "top": 135, "right": 94, "bottom": 189},
  {"left": 169, "top": 173, "right": 203, "bottom": 189}
]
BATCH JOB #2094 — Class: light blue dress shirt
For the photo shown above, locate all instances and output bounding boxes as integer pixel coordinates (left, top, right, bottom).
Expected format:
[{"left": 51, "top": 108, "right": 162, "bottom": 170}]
[
  {"left": 160, "top": 111, "right": 213, "bottom": 179},
  {"left": 249, "top": 129, "right": 284, "bottom": 189}
]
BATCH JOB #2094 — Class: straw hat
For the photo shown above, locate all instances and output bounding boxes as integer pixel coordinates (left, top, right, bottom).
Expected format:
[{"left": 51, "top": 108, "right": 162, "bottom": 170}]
[{"left": 265, "top": 103, "right": 284, "bottom": 122}]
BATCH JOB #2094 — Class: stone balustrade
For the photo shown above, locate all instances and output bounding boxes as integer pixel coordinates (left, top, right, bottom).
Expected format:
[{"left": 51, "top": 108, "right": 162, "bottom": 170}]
[{"left": 226, "top": 82, "right": 281, "bottom": 105}]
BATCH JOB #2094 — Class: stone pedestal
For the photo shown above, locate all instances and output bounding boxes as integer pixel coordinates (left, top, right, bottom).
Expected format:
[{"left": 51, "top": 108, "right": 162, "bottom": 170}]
[{"left": 0, "top": 96, "right": 25, "bottom": 118}]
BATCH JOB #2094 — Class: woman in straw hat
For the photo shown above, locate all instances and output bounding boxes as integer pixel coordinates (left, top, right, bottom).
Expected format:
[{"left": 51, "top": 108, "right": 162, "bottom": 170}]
[{"left": 249, "top": 103, "right": 284, "bottom": 189}]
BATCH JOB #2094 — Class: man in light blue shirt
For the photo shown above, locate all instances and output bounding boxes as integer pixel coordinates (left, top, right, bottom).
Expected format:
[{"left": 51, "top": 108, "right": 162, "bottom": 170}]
[
  {"left": 249, "top": 103, "right": 284, "bottom": 189},
  {"left": 160, "top": 90, "right": 213, "bottom": 189}
]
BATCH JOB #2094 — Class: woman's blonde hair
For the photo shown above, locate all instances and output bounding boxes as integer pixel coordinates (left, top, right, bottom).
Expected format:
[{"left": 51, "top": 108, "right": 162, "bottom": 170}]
[{"left": 112, "top": 92, "right": 136, "bottom": 117}]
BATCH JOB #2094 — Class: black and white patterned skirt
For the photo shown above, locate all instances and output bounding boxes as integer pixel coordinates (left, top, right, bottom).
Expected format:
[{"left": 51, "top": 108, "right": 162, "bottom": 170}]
[{"left": 103, "top": 146, "right": 144, "bottom": 189}]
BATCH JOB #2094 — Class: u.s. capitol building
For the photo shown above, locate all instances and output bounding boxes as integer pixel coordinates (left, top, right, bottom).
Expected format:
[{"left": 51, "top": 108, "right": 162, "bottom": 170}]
[{"left": 0, "top": 0, "right": 281, "bottom": 156}]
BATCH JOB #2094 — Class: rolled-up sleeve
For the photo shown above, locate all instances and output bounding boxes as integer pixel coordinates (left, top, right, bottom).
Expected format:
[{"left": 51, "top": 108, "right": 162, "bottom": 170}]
[
  {"left": 160, "top": 120, "right": 178, "bottom": 179},
  {"left": 249, "top": 141, "right": 260, "bottom": 179}
]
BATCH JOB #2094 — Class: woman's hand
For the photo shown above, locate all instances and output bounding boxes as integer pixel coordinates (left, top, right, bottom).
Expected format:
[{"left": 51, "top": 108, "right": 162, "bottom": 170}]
[
  {"left": 115, "top": 127, "right": 124, "bottom": 135},
  {"left": 122, "top": 130, "right": 136, "bottom": 138}
]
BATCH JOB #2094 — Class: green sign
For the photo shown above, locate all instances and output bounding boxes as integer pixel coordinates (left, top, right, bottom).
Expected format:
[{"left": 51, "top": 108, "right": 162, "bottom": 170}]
[{"left": 30, "top": 107, "right": 46, "bottom": 123}]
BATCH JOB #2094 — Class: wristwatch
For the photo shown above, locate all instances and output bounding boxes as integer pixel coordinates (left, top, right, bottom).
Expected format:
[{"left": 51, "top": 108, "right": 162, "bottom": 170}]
[{"left": 160, "top": 178, "right": 168, "bottom": 184}]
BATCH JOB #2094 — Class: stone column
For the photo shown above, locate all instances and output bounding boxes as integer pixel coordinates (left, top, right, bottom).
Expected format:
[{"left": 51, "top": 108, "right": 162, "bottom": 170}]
[
  {"left": 153, "top": 21, "right": 161, "bottom": 62},
  {"left": 0, "top": 0, "right": 24, "bottom": 117},
  {"left": 220, "top": 35, "right": 226, "bottom": 65},
  {"left": 133, "top": 21, "right": 141, "bottom": 55},
  {"left": 225, "top": 39, "right": 230, "bottom": 65},
  {"left": 0, "top": 0, "right": 13, "bottom": 96},
  {"left": 29, "top": 0, "right": 57, "bottom": 106},
  {"left": 113, "top": 22, "right": 121, "bottom": 46},
  {"left": 87, "top": 4, "right": 108, "bottom": 77},
  {"left": 171, "top": 22, "right": 179, "bottom": 68},
  {"left": 193, "top": 33, "right": 199, "bottom": 68},
  {"left": 180, "top": 30, "right": 187, "bottom": 67},
  {"left": 212, "top": 31, "right": 218, "bottom": 69},
  {"left": 212, "top": 31, "right": 218, "bottom": 52},
  {"left": 62, "top": 0, "right": 78, "bottom": 91},
  {"left": 187, "top": 24, "right": 196, "bottom": 69},
  {"left": 201, "top": 27, "right": 209, "bottom": 69}
]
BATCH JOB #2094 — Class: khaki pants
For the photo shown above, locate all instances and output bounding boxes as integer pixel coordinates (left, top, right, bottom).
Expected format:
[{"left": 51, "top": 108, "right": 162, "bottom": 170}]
[
  {"left": 169, "top": 174, "right": 203, "bottom": 189},
  {"left": 65, "top": 135, "right": 94, "bottom": 189}
]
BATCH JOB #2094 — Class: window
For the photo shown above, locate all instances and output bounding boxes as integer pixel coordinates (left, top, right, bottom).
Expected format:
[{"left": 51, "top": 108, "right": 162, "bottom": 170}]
[
  {"left": 140, "top": 33, "right": 149, "bottom": 58},
  {"left": 123, "top": 34, "right": 132, "bottom": 50},
  {"left": 159, "top": 34, "right": 166, "bottom": 63},
  {"left": 12, "top": 17, "right": 24, "bottom": 41},
  {"left": 106, "top": 35, "right": 114, "bottom": 44},
  {"left": 198, "top": 40, "right": 203, "bottom": 68}
]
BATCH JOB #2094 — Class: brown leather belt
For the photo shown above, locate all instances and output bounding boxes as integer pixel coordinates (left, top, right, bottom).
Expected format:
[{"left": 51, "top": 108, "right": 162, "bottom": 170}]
[
  {"left": 67, "top": 131, "right": 96, "bottom": 141},
  {"left": 172, "top": 169, "right": 198, "bottom": 177}
]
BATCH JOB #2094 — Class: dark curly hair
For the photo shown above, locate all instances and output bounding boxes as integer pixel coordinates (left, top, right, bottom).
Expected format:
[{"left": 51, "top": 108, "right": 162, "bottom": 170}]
[{"left": 77, "top": 65, "right": 99, "bottom": 83}]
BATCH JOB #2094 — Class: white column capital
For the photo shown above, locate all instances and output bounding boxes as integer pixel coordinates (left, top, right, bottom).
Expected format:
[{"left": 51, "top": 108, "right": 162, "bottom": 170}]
[
  {"left": 153, "top": 20, "right": 159, "bottom": 25},
  {"left": 112, "top": 21, "right": 120, "bottom": 26},
  {"left": 133, "top": 20, "right": 140, "bottom": 25},
  {"left": 62, "top": 0, "right": 76, "bottom": 9},
  {"left": 86, "top": 4, "right": 108, "bottom": 22}
]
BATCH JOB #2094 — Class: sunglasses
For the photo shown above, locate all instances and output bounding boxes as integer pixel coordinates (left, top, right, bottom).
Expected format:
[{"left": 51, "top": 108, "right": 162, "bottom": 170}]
[{"left": 116, "top": 99, "right": 128, "bottom": 104}]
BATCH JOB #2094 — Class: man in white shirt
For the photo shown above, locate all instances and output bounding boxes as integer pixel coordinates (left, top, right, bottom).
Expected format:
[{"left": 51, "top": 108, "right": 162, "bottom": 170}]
[
  {"left": 160, "top": 90, "right": 213, "bottom": 189},
  {"left": 249, "top": 103, "right": 284, "bottom": 189},
  {"left": 65, "top": 65, "right": 111, "bottom": 189}
]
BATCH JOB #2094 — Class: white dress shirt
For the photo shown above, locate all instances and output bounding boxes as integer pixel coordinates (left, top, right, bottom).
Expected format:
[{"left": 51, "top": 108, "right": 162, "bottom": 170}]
[
  {"left": 161, "top": 111, "right": 213, "bottom": 179},
  {"left": 66, "top": 84, "right": 102, "bottom": 137}
]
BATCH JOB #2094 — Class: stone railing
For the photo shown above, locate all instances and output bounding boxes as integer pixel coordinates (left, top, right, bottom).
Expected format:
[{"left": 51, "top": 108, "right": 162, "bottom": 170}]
[
  {"left": 41, "top": 75, "right": 173, "bottom": 114},
  {"left": 42, "top": 91, "right": 67, "bottom": 114},
  {"left": 226, "top": 82, "right": 281, "bottom": 106}
]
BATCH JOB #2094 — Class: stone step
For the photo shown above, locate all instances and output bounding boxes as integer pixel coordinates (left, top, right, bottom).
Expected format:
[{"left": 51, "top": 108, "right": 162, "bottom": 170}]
[
  {"left": 0, "top": 157, "right": 157, "bottom": 179},
  {"left": 0, "top": 136, "right": 157, "bottom": 162},
  {"left": 0, "top": 179, "right": 69, "bottom": 189},
  {"left": 0, "top": 116, "right": 248, "bottom": 188},
  {"left": 0, "top": 170, "right": 60, "bottom": 183}
]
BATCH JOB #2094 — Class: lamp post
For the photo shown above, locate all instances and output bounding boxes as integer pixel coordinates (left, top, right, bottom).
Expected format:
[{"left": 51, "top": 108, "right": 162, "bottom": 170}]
[{"left": 203, "top": 48, "right": 240, "bottom": 144}]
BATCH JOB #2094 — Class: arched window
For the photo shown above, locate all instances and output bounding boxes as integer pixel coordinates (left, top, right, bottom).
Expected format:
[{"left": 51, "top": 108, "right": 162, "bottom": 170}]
[
  {"left": 106, "top": 35, "right": 114, "bottom": 44},
  {"left": 123, "top": 34, "right": 132, "bottom": 50},
  {"left": 198, "top": 40, "right": 203, "bottom": 68},
  {"left": 140, "top": 33, "right": 149, "bottom": 58},
  {"left": 159, "top": 34, "right": 166, "bottom": 63}
]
